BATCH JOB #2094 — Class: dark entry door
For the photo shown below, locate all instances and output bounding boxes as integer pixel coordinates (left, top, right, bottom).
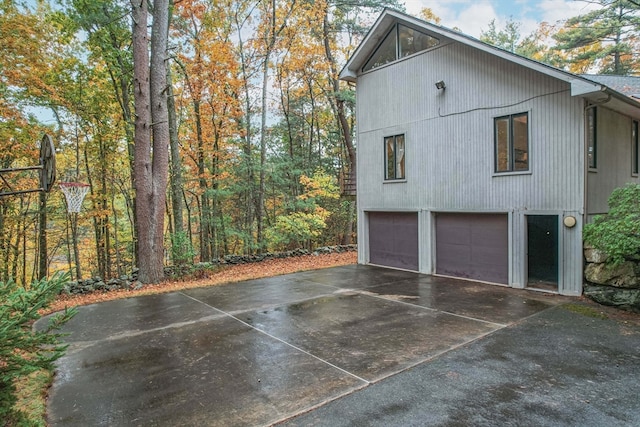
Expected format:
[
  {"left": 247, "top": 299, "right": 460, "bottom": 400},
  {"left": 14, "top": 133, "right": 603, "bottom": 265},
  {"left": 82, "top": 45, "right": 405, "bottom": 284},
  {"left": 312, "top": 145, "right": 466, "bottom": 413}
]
[
  {"left": 368, "top": 212, "right": 419, "bottom": 271},
  {"left": 435, "top": 213, "right": 509, "bottom": 284},
  {"left": 527, "top": 215, "right": 558, "bottom": 287}
]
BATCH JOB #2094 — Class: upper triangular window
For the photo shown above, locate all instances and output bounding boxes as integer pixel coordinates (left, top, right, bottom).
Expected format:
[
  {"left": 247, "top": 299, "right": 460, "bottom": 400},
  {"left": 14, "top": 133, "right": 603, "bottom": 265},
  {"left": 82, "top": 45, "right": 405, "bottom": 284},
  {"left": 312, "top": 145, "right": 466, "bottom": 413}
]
[{"left": 363, "top": 24, "right": 439, "bottom": 72}]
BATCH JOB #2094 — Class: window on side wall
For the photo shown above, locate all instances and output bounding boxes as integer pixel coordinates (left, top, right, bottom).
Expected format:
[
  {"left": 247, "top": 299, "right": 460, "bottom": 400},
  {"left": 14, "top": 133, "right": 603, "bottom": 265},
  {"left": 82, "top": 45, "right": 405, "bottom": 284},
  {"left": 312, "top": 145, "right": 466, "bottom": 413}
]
[
  {"left": 494, "top": 113, "right": 529, "bottom": 173},
  {"left": 633, "top": 120, "right": 639, "bottom": 176},
  {"left": 587, "top": 108, "right": 597, "bottom": 169},
  {"left": 385, "top": 134, "right": 405, "bottom": 180}
]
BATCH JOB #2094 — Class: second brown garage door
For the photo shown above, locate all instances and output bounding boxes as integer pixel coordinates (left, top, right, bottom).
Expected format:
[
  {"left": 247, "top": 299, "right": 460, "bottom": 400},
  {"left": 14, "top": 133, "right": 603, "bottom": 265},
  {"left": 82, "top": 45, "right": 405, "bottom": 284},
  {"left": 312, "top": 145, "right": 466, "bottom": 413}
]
[
  {"left": 435, "top": 213, "right": 508, "bottom": 284},
  {"left": 369, "top": 212, "right": 419, "bottom": 271}
]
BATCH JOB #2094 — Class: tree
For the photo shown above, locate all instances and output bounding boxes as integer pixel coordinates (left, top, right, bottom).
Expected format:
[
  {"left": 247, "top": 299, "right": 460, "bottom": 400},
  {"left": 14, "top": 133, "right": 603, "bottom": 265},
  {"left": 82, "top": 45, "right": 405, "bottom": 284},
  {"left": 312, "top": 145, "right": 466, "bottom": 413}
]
[
  {"left": 253, "top": 0, "right": 300, "bottom": 249},
  {"left": 552, "top": 0, "right": 640, "bottom": 75},
  {"left": 480, "top": 18, "right": 527, "bottom": 54},
  {"left": 172, "top": 0, "right": 244, "bottom": 260},
  {"left": 266, "top": 169, "right": 338, "bottom": 250},
  {"left": 320, "top": 0, "right": 403, "bottom": 243},
  {"left": 0, "top": 272, "right": 76, "bottom": 423},
  {"left": 0, "top": 1, "right": 76, "bottom": 283},
  {"left": 419, "top": 7, "right": 441, "bottom": 24},
  {"left": 65, "top": 0, "right": 138, "bottom": 266},
  {"left": 131, "top": 0, "right": 170, "bottom": 283}
]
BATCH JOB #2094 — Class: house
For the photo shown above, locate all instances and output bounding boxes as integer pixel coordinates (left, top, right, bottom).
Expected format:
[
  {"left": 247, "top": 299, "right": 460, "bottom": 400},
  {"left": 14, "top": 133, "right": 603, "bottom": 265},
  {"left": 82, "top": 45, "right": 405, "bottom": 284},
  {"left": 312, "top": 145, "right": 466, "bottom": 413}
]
[{"left": 339, "top": 9, "right": 640, "bottom": 296}]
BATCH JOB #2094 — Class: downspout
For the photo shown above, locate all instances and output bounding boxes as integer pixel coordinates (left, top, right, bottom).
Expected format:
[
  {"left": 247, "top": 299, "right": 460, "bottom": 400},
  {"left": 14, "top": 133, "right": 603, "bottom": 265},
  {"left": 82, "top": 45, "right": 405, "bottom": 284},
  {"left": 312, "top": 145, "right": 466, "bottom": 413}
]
[{"left": 577, "top": 93, "right": 610, "bottom": 295}]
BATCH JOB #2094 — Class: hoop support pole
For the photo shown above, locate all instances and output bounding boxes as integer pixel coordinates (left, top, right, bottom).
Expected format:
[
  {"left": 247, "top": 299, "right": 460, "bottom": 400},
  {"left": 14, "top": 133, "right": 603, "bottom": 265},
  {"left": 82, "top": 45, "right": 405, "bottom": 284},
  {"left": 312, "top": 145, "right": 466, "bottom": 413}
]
[
  {"left": 0, "top": 165, "right": 43, "bottom": 173},
  {"left": 0, "top": 188, "right": 44, "bottom": 197}
]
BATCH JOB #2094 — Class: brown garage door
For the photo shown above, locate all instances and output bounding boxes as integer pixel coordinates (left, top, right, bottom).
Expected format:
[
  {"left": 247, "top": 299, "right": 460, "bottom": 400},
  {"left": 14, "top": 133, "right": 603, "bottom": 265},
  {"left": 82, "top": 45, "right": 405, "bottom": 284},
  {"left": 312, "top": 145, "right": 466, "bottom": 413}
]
[
  {"left": 369, "top": 212, "right": 419, "bottom": 271},
  {"left": 436, "top": 213, "right": 508, "bottom": 284}
]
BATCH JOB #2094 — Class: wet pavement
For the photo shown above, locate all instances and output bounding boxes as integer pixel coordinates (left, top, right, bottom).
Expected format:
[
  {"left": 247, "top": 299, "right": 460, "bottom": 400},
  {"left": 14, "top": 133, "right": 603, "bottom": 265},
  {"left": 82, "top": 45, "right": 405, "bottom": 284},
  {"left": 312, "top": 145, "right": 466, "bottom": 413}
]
[{"left": 45, "top": 265, "right": 640, "bottom": 426}]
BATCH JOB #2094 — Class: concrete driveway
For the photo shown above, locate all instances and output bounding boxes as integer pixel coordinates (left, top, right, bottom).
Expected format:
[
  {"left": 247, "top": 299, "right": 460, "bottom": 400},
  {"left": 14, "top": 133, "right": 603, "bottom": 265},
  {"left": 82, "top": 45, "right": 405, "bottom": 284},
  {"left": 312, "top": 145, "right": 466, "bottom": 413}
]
[{"left": 46, "top": 265, "right": 640, "bottom": 426}]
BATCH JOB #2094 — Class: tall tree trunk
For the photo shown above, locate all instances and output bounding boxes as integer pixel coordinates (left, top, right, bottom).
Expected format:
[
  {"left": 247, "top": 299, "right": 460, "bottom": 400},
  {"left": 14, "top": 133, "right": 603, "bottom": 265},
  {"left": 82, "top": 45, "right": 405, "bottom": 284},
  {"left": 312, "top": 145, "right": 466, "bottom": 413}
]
[
  {"left": 256, "top": 0, "right": 296, "bottom": 248},
  {"left": 322, "top": 11, "right": 356, "bottom": 245},
  {"left": 194, "top": 98, "right": 212, "bottom": 261},
  {"left": 167, "top": 0, "right": 184, "bottom": 238},
  {"left": 167, "top": 66, "right": 184, "bottom": 236},
  {"left": 234, "top": 9, "right": 256, "bottom": 253},
  {"left": 71, "top": 213, "right": 82, "bottom": 280},
  {"left": 102, "top": 25, "right": 137, "bottom": 268},
  {"left": 84, "top": 138, "right": 110, "bottom": 279},
  {"left": 131, "top": 0, "right": 170, "bottom": 284},
  {"left": 257, "top": 49, "right": 270, "bottom": 249},
  {"left": 0, "top": 202, "right": 6, "bottom": 282}
]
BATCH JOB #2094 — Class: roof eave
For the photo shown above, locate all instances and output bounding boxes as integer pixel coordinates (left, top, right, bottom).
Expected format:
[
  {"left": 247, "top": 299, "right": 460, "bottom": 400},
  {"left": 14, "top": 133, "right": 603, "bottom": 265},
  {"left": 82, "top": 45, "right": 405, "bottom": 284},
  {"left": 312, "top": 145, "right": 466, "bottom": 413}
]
[
  {"left": 341, "top": 9, "right": 640, "bottom": 117},
  {"left": 339, "top": 9, "right": 611, "bottom": 93},
  {"left": 339, "top": 69, "right": 357, "bottom": 83}
]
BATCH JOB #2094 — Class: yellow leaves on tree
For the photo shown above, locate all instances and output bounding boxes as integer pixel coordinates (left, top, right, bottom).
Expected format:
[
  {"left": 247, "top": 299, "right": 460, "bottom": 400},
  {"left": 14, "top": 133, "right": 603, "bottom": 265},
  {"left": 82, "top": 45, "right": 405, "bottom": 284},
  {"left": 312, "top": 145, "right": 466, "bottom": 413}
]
[
  {"left": 266, "top": 169, "right": 339, "bottom": 251},
  {"left": 419, "top": 7, "right": 441, "bottom": 25},
  {"left": 298, "top": 170, "right": 339, "bottom": 201}
]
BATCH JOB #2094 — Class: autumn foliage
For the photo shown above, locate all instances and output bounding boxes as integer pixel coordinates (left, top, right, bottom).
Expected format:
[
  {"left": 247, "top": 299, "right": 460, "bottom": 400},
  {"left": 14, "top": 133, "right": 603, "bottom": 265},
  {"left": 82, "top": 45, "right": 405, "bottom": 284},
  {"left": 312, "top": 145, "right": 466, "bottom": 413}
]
[{"left": 2, "top": 0, "right": 639, "bottom": 287}]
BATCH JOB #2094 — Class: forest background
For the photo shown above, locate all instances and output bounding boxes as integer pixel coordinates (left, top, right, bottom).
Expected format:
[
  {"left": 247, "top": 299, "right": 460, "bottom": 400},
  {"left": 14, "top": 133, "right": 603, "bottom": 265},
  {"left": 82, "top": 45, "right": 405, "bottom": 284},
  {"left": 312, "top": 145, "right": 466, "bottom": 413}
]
[{"left": 1, "top": 0, "right": 639, "bottom": 285}]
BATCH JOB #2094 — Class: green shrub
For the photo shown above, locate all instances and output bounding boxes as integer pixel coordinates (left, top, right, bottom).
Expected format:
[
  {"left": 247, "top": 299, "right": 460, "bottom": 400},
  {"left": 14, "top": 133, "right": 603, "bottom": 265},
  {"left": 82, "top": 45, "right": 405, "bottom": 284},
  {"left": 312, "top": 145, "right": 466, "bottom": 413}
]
[
  {"left": 583, "top": 183, "right": 640, "bottom": 265},
  {"left": 170, "top": 231, "right": 196, "bottom": 266},
  {"left": 0, "top": 272, "right": 76, "bottom": 424}
]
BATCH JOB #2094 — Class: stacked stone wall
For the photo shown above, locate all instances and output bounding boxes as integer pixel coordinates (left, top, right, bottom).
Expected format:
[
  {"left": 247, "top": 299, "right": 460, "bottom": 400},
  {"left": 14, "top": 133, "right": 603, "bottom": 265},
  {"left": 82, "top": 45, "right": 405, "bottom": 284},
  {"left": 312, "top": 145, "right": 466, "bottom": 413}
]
[{"left": 62, "top": 245, "right": 357, "bottom": 295}]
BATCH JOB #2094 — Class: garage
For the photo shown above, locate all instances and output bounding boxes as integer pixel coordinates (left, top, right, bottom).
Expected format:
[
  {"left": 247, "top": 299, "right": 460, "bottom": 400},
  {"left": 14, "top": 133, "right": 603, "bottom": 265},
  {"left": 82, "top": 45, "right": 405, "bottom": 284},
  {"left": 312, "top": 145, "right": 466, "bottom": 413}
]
[
  {"left": 368, "top": 212, "right": 419, "bottom": 271},
  {"left": 435, "top": 213, "right": 508, "bottom": 284}
]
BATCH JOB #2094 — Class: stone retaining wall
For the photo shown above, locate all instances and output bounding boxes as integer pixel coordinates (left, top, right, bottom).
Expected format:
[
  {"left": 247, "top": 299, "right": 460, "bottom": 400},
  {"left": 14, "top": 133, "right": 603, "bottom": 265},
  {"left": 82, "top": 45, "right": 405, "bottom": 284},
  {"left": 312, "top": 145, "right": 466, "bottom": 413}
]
[
  {"left": 583, "top": 243, "right": 640, "bottom": 312},
  {"left": 63, "top": 244, "right": 357, "bottom": 295}
]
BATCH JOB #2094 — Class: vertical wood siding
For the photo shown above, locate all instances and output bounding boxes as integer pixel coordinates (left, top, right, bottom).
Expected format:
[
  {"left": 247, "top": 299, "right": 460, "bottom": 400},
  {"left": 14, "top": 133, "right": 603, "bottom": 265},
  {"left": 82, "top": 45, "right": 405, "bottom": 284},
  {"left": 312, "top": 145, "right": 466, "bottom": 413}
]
[
  {"left": 355, "top": 41, "right": 587, "bottom": 295},
  {"left": 587, "top": 107, "right": 640, "bottom": 217},
  {"left": 356, "top": 42, "right": 584, "bottom": 213}
]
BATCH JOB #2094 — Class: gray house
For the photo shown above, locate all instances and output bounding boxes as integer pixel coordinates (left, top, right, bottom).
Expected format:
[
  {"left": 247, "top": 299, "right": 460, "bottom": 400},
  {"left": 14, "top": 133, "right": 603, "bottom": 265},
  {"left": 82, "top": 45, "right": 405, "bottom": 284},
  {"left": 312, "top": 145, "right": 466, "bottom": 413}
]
[{"left": 340, "top": 9, "right": 640, "bottom": 296}]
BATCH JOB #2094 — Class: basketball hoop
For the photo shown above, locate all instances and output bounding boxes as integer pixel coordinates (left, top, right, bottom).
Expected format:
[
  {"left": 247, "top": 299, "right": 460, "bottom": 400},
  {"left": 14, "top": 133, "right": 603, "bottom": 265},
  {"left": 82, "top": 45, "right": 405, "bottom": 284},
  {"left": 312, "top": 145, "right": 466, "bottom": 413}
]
[
  {"left": 0, "top": 134, "right": 56, "bottom": 197},
  {"left": 60, "top": 182, "right": 89, "bottom": 213}
]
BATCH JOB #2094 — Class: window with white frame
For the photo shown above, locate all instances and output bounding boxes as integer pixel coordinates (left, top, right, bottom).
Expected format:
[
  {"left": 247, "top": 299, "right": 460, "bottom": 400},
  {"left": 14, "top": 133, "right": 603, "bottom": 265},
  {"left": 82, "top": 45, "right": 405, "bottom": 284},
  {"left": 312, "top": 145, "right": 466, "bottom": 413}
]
[{"left": 385, "top": 134, "right": 405, "bottom": 180}]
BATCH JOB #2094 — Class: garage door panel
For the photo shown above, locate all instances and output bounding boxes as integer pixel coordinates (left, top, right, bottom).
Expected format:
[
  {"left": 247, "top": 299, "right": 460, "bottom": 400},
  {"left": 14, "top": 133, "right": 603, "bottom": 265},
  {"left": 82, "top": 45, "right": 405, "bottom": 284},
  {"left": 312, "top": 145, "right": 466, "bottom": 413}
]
[
  {"left": 471, "top": 248, "right": 504, "bottom": 265},
  {"left": 438, "top": 244, "right": 471, "bottom": 264},
  {"left": 369, "top": 212, "right": 418, "bottom": 271},
  {"left": 443, "top": 228, "right": 472, "bottom": 245},
  {"left": 436, "top": 213, "right": 508, "bottom": 284},
  {"left": 471, "top": 233, "right": 506, "bottom": 249}
]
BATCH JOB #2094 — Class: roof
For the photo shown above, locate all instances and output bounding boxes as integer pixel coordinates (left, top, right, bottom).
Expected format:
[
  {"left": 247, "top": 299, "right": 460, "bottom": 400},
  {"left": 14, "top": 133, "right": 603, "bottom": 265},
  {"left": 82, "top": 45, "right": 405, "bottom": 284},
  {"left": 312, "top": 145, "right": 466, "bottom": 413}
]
[
  {"left": 581, "top": 75, "right": 640, "bottom": 99},
  {"left": 340, "top": 9, "right": 640, "bottom": 117}
]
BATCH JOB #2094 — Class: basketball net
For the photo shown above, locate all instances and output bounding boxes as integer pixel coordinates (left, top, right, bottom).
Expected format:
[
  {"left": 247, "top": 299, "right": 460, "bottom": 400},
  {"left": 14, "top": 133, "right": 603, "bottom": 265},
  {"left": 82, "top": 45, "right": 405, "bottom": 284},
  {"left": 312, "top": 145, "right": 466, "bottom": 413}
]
[{"left": 60, "top": 182, "right": 90, "bottom": 213}]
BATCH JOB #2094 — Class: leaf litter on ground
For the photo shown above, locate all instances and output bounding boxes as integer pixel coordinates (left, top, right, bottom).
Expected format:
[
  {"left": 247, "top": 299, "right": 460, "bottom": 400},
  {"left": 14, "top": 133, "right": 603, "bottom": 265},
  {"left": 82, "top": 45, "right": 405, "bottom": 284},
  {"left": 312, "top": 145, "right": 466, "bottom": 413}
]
[{"left": 44, "top": 252, "right": 356, "bottom": 315}]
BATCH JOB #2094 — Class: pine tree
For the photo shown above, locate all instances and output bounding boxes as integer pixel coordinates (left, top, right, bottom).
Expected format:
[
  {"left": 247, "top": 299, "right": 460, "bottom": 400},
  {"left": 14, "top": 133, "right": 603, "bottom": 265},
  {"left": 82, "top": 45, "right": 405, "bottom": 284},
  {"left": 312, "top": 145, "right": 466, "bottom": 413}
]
[
  {"left": 553, "top": 0, "right": 640, "bottom": 75},
  {"left": 0, "top": 272, "right": 76, "bottom": 422}
]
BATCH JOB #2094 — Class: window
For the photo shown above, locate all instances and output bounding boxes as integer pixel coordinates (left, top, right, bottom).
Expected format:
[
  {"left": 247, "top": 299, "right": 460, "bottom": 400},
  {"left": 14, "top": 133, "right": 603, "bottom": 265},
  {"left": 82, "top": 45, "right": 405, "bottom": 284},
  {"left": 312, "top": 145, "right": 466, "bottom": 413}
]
[
  {"left": 385, "top": 134, "right": 405, "bottom": 180},
  {"left": 363, "top": 24, "right": 439, "bottom": 72},
  {"left": 587, "top": 108, "right": 597, "bottom": 169},
  {"left": 633, "top": 120, "right": 639, "bottom": 175},
  {"left": 494, "top": 113, "right": 529, "bottom": 173}
]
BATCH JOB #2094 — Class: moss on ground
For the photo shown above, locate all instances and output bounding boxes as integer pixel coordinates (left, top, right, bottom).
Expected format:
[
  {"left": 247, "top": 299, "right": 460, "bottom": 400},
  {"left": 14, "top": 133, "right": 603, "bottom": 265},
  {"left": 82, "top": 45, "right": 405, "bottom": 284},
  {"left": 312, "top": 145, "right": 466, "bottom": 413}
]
[{"left": 562, "top": 303, "right": 609, "bottom": 320}]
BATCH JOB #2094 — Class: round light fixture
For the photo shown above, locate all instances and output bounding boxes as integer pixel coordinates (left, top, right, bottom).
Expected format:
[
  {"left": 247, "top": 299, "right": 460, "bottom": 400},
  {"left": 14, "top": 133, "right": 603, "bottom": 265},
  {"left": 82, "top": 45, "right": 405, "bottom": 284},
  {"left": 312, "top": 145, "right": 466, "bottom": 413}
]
[{"left": 563, "top": 216, "right": 576, "bottom": 228}]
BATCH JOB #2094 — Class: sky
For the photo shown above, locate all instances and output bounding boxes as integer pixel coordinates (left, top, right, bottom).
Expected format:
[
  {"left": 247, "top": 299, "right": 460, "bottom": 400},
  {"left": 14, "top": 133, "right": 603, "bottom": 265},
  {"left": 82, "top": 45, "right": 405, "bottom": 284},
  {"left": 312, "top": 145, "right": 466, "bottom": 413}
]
[{"left": 403, "top": 0, "right": 599, "bottom": 38}]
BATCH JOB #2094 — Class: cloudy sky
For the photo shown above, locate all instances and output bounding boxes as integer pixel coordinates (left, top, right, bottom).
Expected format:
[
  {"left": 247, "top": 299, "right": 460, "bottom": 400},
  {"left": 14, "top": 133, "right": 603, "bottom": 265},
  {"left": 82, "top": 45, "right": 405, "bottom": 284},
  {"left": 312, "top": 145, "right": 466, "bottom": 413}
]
[{"left": 403, "top": 0, "right": 599, "bottom": 37}]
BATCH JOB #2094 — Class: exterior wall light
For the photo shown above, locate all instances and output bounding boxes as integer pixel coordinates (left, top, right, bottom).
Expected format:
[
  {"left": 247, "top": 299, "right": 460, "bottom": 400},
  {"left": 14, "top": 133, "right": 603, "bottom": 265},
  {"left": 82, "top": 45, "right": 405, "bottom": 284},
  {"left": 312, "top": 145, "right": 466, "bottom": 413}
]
[
  {"left": 563, "top": 216, "right": 577, "bottom": 228},
  {"left": 435, "top": 80, "right": 446, "bottom": 90}
]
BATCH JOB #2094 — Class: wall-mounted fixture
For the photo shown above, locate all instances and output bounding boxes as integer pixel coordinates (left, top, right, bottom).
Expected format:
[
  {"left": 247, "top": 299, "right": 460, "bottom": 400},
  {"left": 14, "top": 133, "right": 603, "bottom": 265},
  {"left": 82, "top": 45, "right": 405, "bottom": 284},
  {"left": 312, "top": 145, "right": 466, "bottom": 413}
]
[
  {"left": 435, "top": 80, "right": 446, "bottom": 90},
  {"left": 563, "top": 216, "right": 576, "bottom": 228}
]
